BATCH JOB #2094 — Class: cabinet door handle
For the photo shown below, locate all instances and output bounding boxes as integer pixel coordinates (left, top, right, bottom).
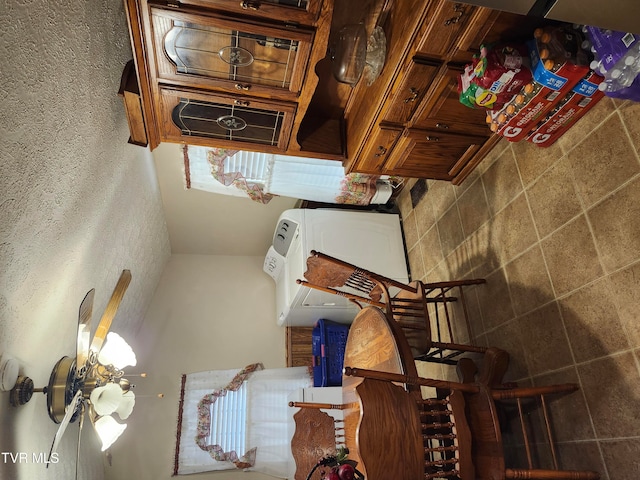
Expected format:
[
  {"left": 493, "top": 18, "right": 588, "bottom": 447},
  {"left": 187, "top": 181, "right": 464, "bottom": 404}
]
[
  {"left": 235, "top": 83, "right": 252, "bottom": 91},
  {"left": 234, "top": 100, "right": 250, "bottom": 107},
  {"left": 404, "top": 87, "right": 419, "bottom": 103},
  {"left": 426, "top": 136, "right": 440, "bottom": 142},
  {"left": 444, "top": 4, "right": 464, "bottom": 26},
  {"left": 374, "top": 146, "right": 388, "bottom": 157},
  {"left": 435, "top": 123, "right": 449, "bottom": 129},
  {"left": 241, "top": 0, "right": 261, "bottom": 10}
]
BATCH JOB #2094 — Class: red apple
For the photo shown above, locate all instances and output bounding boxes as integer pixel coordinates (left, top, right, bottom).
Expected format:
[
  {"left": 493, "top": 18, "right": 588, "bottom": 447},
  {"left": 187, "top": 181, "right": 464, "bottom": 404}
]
[
  {"left": 337, "top": 464, "right": 355, "bottom": 480},
  {"left": 325, "top": 471, "right": 340, "bottom": 480}
]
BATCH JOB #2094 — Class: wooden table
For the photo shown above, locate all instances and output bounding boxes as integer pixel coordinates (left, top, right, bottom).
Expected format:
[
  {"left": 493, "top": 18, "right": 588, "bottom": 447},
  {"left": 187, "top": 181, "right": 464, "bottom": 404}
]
[{"left": 341, "top": 306, "right": 424, "bottom": 480}]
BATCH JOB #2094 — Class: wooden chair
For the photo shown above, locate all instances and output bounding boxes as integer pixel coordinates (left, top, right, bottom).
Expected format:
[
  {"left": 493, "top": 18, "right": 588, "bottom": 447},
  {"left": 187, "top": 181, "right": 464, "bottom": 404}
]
[
  {"left": 343, "top": 366, "right": 601, "bottom": 480},
  {"left": 298, "top": 250, "right": 487, "bottom": 364},
  {"left": 288, "top": 401, "right": 347, "bottom": 480}
]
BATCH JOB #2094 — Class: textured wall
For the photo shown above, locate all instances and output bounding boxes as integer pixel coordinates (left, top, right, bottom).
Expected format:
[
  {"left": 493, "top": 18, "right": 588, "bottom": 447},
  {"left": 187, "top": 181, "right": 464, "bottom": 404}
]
[{"left": 0, "top": 0, "right": 171, "bottom": 479}]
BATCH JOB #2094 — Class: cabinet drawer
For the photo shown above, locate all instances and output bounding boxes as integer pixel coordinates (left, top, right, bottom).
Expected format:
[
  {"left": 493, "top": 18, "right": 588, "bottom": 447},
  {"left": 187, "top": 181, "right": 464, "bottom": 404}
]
[
  {"left": 380, "top": 57, "right": 440, "bottom": 125},
  {"left": 354, "top": 123, "right": 403, "bottom": 174},
  {"left": 157, "top": 86, "right": 296, "bottom": 151},
  {"left": 412, "top": 65, "right": 490, "bottom": 137},
  {"left": 414, "top": 1, "right": 477, "bottom": 58},
  {"left": 384, "top": 128, "right": 486, "bottom": 180}
]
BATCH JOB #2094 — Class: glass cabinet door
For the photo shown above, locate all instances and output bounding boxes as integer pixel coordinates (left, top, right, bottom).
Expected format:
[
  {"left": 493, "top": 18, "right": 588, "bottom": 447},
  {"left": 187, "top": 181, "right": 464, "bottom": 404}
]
[
  {"left": 158, "top": 87, "right": 296, "bottom": 150},
  {"left": 173, "top": 0, "right": 322, "bottom": 24},
  {"left": 150, "top": 6, "right": 313, "bottom": 97}
]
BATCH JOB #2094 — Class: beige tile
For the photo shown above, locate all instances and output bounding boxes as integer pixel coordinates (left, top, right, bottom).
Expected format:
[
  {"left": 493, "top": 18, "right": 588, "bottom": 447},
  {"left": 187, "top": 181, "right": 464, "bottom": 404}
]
[
  {"left": 558, "top": 278, "right": 630, "bottom": 363},
  {"left": 401, "top": 208, "right": 419, "bottom": 250},
  {"left": 618, "top": 100, "right": 640, "bottom": 155},
  {"left": 557, "top": 96, "right": 617, "bottom": 154},
  {"left": 526, "top": 155, "right": 582, "bottom": 238},
  {"left": 515, "top": 302, "right": 574, "bottom": 376},
  {"left": 425, "top": 258, "right": 451, "bottom": 284},
  {"left": 600, "top": 438, "right": 640, "bottom": 480},
  {"left": 577, "top": 352, "right": 640, "bottom": 438},
  {"left": 413, "top": 190, "right": 436, "bottom": 238},
  {"left": 407, "top": 244, "right": 425, "bottom": 282},
  {"left": 588, "top": 175, "right": 640, "bottom": 273},
  {"left": 465, "top": 221, "right": 500, "bottom": 277},
  {"left": 504, "top": 245, "right": 555, "bottom": 316},
  {"left": 475, "top": 137, "right": 510, "bottom": 175},
  {"left": 484, "top": 320, "right": 529, "bottom": 382},
  {"left": 395, "top": 185, "right": 413, "bottom": 218},
  {"left": 444, "top": 241, "right": 473, "bottom": 279},
  {"left": 419, "top": 224, "right": 443, "bottom": 274},
  {"left": 427, "top": 179, "right": 456, "bottom": 220},
  {"left": 437, "top": 205, "right": 465, "bottom": 257},
  {"left": 512, "top": 135, "right": 563, "bottom": 187},
  {"left": 476, "top": 268, "right": 515, "bottom": 331},
  {"left": 608, "top": 261, "right": 640, "bottom": 348},
  {"left": 482, "top": 147, "right": 523, "bottom": 216},
  {"left": 491, "top": 193, "right": 538, "bottom": 266},
  {"left": 557, "top": 442, "right": 607, "bottom": 479},
  {"left": 533, "top": 367, "right": 595, "bottom": 442},
  {"left": 567, "top": 114, "right": 640, "bottom": 208},
  {"left": 541, "top": 215, "right": 603, "bottom": 297},
  {"left": 456, "top": 176, "right": 490, "bottom": 237}
]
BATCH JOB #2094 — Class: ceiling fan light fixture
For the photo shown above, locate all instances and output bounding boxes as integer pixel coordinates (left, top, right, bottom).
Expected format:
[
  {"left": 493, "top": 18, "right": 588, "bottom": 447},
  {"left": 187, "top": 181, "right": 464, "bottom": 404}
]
[
  {"left": 90, "top": 383, "right": 125, "bottom": 416},
  {"left": 115, "top": 391, "right": 136, "bottom": 420},
  {"left": 98, "top": 332, "right": 137, "bottom": 370},
  {"left": 95, "top": 415, "right": 127, "bottom": 451}
]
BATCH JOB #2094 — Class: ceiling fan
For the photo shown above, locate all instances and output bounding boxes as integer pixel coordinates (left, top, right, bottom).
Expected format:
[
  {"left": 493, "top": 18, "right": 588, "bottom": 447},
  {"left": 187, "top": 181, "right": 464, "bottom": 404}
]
[{"left": 10, "top": 269, "right": 137, "bottom": 474}]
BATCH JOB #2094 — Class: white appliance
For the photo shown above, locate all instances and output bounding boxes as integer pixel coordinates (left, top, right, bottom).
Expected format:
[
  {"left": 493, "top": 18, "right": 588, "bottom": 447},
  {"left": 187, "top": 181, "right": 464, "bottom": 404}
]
[{"left": 263, "top": 209, "right": 409, "bottom": 327}]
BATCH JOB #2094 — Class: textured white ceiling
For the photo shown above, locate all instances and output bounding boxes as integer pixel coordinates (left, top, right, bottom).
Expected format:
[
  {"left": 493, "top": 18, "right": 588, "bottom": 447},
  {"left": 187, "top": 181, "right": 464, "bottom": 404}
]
[{"left": 0, "top": 1, "right": 171, "bottom": 478}]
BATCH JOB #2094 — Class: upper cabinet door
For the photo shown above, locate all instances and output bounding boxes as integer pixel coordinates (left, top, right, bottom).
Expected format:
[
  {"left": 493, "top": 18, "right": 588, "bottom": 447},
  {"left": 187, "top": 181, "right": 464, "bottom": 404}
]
[
  {"left": 173, "top": 0, "right": 324, "bottom": 24},
  {"left": 148, "top": 5, "right": 314, "bottom": 97}
]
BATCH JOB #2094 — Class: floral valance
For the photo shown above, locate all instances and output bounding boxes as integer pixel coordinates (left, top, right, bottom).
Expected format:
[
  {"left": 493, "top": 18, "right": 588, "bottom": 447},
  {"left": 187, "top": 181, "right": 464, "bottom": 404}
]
[
  {"left": 194, "top": 362, "right": 264, "bottom": 469},
  {"left": 206, "top": 148, "right": 274, "bottom": 204}
]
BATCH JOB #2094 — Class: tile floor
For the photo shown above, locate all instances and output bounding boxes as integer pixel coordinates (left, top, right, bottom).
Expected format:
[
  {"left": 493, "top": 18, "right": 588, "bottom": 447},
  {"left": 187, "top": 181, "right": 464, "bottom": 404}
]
[{"left": 395, "top": 97, "right": 640, "bottom": 480}]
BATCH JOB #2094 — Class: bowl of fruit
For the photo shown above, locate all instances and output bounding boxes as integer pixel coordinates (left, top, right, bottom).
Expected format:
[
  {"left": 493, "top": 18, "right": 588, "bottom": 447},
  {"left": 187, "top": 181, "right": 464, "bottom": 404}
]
[{"left": 306, "top": 447, "right": 364, "bottom": 480}]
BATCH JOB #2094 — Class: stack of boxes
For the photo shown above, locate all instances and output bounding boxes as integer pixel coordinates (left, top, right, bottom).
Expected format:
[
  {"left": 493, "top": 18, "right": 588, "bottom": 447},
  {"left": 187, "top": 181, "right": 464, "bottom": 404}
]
[
  {"left": 462, "top": 25, "right": 609, "bottom": 147},
  {"left": 484, "top": 26, "right": 603, "bottom": 147}
]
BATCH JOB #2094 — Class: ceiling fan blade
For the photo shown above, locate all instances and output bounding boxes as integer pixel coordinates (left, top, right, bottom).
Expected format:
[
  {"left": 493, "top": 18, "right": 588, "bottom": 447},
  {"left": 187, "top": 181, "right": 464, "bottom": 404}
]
[
  {"left": 47, "top": 389, "right": 83, "bottom": 463},
  {"left": 89, "top": 270, "right": 132, "bottom": 354},
  {"left": 76, "top": 289, "right": 95, "bottom": 375}
]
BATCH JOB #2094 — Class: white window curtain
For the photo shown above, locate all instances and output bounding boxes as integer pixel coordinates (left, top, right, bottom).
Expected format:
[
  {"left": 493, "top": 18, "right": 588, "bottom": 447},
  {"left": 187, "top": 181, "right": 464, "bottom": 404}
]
[
  {"left": 183, "top": 145, "right": 394, "bottom": 205},
  {"left": 245, "top": 367, "right": 314, "bottom": 478},
  {"left": 174, "top": 364, "right": 312, "bottom": 477}
]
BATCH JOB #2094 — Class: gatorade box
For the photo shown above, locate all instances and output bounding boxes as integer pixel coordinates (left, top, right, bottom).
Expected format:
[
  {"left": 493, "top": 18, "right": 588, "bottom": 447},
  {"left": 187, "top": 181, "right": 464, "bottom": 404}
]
[
  {"left": 487, "top": 31, "right": 591, "bottom": 142},
  {"left": 527, "top": 71, "right": 605, "bottom": 147}
]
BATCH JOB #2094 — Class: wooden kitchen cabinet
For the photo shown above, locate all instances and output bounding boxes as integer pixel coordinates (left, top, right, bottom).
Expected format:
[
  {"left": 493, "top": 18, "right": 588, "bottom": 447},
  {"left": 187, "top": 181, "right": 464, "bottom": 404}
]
[
  {"left": 157, "top": 86, "right": 297, "bottom": 150},
  {"left": 385, "top": 128, "right": 487, "bottom": 180},
  {"left": 173, "top": 0, "right": 324, "bottom": 25},
  {"left": 411, "top": 64, "right": 490, "bottom": 137},
  {"left": 123, "top": 0, "right": 547, "bottom": 179},
  {"left": 342, "top": 0, "right": 542, "bottom": 184},
  {"left": 123, "top": 0, "right": 335, "bottom": 153}
]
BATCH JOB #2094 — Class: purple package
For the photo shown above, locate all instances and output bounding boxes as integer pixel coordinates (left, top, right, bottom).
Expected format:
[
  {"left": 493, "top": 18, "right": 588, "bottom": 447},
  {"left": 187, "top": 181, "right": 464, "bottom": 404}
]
[
  {"left": 604, "top": 75, "right": 640, "bottom": 101},
  {"left": 585, "top": 26, "right": 638, "bottom": 71}
]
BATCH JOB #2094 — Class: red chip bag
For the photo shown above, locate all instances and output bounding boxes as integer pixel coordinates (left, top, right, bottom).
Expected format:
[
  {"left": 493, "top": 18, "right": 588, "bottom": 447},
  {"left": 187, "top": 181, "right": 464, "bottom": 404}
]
[{"left": 465, "top": 43, "right": 533, "bottom": 110}]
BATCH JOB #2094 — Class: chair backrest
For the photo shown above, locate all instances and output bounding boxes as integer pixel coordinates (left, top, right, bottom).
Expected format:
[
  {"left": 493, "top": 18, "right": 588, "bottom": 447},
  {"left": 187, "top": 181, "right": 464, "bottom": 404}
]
[
  {"left": 421, "top": 390, "right": 475, "bottom": 480},
  {"left": 298, "top": 250, "right": 416, "bottom": 308},
  {"left": 289, "top": 402, "right": 345, "bottom": 480},
  {"left": 344, "top": 366, "right": 601, "bottom": 480},
  {"left": 385, "top": 281, "right": 433, "bottom": 357}
]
